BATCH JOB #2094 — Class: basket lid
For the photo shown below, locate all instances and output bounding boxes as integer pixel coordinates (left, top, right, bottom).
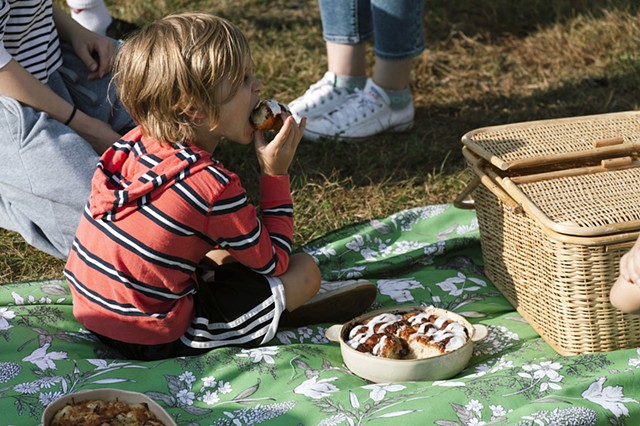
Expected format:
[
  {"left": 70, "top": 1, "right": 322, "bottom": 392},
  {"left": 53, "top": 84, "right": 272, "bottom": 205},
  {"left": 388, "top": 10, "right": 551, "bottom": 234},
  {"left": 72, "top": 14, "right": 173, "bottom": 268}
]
[
  {"left": 501, "top": 164, "right": 640, "bottom": 237},
  {"left": 462, "top": 111, "right": 640, "bottom": 171}
]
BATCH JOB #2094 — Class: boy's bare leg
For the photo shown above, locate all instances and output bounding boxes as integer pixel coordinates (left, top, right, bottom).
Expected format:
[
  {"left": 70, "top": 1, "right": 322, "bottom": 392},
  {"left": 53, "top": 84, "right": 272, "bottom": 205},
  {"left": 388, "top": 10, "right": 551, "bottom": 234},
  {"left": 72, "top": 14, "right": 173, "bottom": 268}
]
[
  {"left": 203, "top": 251, "right": 320, "bottom": 311},
  {"left": 278, "top": 252, "right": 321, "bottom": 311},
  {"left": 204, "top": 249, "right": 235, "bottom": 267}
]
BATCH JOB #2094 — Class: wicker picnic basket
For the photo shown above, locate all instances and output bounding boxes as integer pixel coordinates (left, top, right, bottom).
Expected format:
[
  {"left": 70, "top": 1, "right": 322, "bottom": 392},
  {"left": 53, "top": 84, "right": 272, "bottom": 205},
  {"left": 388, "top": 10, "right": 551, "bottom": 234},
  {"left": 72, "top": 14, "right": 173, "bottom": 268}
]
[{"left": 455, "top": 111, "right": 640, "bottom": 355}]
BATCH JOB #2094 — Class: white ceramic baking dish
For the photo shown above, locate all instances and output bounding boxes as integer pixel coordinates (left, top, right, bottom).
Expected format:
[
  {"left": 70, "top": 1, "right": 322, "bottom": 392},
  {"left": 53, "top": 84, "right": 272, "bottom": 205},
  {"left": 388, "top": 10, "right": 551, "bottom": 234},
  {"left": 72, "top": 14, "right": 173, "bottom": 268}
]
[
  {"left": 325, "top": 305, "right": 487, "bottom": 383},
  {"left": 42, "top": 388, "right": 177, "bottom": 426}
]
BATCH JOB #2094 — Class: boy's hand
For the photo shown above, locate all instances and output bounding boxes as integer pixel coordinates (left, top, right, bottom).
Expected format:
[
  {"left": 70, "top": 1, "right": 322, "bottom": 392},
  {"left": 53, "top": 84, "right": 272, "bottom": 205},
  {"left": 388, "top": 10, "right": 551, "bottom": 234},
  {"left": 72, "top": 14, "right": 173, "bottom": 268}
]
[{"left": 254, "top": 114, "right": 306, "bottom": 176}]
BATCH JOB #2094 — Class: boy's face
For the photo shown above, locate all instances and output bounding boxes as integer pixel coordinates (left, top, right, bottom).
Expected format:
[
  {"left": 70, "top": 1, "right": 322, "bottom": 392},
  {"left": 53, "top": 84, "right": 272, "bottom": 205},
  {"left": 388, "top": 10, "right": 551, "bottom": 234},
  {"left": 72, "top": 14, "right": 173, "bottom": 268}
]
[{"left": 209, "top": 63, "right": 263, "bottom": 146}]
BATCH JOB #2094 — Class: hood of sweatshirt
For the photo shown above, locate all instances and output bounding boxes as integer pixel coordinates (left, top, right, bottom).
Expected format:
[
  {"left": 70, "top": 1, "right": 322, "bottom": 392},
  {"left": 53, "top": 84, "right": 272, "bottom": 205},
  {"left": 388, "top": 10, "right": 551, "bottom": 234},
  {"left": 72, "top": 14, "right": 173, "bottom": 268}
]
[{"left": 88, "top": 127, "right": 214, "bottom": 221}]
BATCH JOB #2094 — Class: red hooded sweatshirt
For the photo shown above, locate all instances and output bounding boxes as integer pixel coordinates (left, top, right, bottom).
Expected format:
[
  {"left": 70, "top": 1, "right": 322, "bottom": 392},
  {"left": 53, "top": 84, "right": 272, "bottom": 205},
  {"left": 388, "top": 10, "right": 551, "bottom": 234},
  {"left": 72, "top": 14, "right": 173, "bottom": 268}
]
[{"left": 64, "top": 127, "right": 293, "bottom": 344}]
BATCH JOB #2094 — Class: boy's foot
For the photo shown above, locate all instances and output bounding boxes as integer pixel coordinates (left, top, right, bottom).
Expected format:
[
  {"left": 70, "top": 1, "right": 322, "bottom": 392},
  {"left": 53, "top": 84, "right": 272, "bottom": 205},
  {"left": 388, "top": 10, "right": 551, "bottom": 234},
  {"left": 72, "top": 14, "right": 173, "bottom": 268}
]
[
  {"left": 280, "top": 279, "right": 377, "bottom": 327},
  {"left": 288, "top": 71, "right": 352, "bottom": 120},
  {"left": 303, "top": 78, "right": 414, "bottom": 142},
  {"left": 106, "top": 17, "right": 140, "bottom": 40}
]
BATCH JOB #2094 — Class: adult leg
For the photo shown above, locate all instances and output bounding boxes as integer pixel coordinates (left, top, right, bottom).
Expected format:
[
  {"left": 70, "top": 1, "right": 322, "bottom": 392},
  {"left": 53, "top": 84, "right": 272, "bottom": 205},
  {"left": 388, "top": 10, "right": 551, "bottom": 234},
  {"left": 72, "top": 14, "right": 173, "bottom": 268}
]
[
  {"left": 302, "top": 0, "right": 423, "bottom": 141},
  {"left": 322, "top": 0, "right": 370, "bottom": 86},
  {"left": 326, "top": 42, "right": 367, "bottom": 78},
  {"left": 0, "top": 46, "right": 134, "bottom": 259},
  {"left": 0, "top": 94, "right": 98, "bottom": 259},
  {"left": 59, "top": 43, "right": 134, "bottom": 134},
  {"left": 373, "top": 57, "right": 414, "bottom": 91},
  {"left": 370, "top": 0, "right": 425, "bottom": 91},
  {"left": 288, "top": 0, "right": 371, "bottom": 120}
]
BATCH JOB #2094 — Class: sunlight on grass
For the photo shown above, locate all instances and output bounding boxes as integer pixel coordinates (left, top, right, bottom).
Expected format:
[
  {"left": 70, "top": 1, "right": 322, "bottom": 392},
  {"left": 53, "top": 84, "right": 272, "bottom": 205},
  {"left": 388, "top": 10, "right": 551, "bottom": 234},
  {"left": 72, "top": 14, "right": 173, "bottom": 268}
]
[{"left": 6, "top": 0, "right": 640, "bottom": 281}]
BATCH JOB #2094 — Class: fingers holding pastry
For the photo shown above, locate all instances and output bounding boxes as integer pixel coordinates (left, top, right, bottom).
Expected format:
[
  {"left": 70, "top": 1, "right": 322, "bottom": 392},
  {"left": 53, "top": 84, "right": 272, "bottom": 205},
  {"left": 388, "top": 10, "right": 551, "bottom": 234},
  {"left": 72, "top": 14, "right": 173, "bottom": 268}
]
[
  {"left": 251, "top": 100, "right": 291, "bottom": 132},
  {"left": 254, "top": 112, "right": 306, "bottom": 176}
]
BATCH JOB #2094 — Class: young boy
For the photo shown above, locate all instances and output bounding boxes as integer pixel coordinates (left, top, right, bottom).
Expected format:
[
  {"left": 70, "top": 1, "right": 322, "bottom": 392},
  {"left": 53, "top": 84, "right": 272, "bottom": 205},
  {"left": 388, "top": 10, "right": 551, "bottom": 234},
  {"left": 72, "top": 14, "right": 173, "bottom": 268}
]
[{"left": 64, "top": 12, "right": 376, "bottom": 360}]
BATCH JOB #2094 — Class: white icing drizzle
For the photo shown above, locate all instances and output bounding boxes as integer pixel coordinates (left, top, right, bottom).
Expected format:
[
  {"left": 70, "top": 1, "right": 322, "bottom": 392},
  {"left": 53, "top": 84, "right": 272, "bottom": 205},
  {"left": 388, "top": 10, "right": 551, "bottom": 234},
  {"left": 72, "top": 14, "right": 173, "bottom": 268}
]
[
  {"left": 372, "top": 334, "right": 389, "bottom": 356},
  {"left": 445, "top": 335, "right": 466, "bottom": 351},
  {"left": 263, "top": 99, "right": 283, "bottom": 115},
  {"left": 434, "top": 316, "right": 448, "bottom": 329},
  {"left": 345, "top": 308, "right": 469, "bottom": 357}
]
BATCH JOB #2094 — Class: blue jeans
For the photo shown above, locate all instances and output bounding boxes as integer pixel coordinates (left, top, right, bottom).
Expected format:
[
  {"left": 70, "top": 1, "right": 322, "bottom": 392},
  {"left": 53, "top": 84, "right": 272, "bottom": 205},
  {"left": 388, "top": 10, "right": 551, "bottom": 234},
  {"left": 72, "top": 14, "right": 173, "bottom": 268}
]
[
  {"left": 0, "top": 43, "right": 134, "bottom": 259},
  {"left": 319, "top": 0, "right": 425, "bottom": 60}
]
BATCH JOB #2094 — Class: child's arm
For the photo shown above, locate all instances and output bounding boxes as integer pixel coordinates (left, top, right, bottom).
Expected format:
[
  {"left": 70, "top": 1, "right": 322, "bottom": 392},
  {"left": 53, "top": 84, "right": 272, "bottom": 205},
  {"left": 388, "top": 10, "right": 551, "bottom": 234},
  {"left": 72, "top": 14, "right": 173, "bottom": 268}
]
[
  {"left": 204, "top": 116, "right": 306, "bottom": 276},
  {"left": 205, "top": 175, "right": 294, "bottom": 276},
  {"left": 610, "top": 236, "right": 640, "bottom": 313}
]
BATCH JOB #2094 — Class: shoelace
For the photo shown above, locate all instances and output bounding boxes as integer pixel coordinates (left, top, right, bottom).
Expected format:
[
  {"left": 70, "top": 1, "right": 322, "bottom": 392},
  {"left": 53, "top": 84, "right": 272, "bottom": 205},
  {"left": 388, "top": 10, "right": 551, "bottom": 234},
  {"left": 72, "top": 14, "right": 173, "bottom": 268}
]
[
  {"left": 325, "top": 89, "right": 383, "bottom": 129},
  {"left": 296, "top": 77, "right": 345, "bottom": 110}
]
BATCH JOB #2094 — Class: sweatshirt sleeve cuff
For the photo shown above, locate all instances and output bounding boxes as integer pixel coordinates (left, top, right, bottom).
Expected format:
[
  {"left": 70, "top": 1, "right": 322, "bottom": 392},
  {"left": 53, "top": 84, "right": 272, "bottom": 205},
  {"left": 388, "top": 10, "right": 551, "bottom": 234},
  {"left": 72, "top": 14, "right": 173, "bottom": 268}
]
[{"left": 259, "top": 175, "right": 291, "bottom": 207}]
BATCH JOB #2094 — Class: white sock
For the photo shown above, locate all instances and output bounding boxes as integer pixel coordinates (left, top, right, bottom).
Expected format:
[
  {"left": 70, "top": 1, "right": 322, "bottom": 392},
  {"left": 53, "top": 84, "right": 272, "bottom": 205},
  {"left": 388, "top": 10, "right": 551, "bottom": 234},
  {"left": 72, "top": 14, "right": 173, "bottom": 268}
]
[{"left": 67, "top": 0, "right": 112, "bottom": 36}]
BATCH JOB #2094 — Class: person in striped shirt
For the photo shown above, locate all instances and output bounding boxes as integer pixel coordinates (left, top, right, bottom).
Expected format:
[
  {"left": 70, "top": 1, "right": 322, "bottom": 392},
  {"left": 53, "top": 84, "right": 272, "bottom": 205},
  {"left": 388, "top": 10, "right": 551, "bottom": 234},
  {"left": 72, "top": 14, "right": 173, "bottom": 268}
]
[
  {"left": 0, "top": 0, "right": 134, "bottom": 259},
  {"left": 64, "top": 13, "right": 377, "bottom": 361}
]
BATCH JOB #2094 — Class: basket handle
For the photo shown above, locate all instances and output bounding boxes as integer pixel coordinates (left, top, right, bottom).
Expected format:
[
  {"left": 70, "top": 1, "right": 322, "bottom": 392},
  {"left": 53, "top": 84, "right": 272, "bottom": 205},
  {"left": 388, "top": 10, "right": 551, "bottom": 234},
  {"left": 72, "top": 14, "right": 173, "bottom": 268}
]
[
  {"left": 592, "top": 136, "right": 624, "bottom": 148},
  {"left": 605, "top": 239, "right": 638, "bottom": 253},
  {"left": 453, "top": 175, "right": 480, "bottom": 209},
  {"left": 456, "top": 147, "right": 523, "bottom": 213}
]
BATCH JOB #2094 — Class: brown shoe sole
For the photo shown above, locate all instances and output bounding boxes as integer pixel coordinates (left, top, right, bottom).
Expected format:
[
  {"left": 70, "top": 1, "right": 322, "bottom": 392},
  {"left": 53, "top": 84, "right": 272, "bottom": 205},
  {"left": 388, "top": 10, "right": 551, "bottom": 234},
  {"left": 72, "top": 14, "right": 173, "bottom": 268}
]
[{"left": 281, "top": 282, "right": 377, "bottom": 327}]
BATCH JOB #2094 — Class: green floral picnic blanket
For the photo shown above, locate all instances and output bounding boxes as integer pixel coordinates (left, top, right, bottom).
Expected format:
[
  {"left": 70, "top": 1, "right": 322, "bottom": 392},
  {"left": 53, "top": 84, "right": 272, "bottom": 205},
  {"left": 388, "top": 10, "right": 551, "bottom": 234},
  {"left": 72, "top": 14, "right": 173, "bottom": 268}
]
[{"left": 1, "top": 204, "right": 639, "bottom": 425}]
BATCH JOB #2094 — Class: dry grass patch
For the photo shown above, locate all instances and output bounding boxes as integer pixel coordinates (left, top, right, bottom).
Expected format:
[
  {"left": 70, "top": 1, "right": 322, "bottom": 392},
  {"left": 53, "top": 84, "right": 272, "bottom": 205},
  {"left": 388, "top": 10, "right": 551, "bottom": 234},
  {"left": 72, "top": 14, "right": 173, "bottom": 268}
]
[{"left": 5, "top": 0, "right": 640, "bottom": 281}]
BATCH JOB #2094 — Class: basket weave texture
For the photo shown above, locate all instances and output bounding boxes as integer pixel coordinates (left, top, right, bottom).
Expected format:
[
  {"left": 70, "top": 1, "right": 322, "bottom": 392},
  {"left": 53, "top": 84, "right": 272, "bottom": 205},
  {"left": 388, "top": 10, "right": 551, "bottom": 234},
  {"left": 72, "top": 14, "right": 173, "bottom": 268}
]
[
  {"left": 519, "top": 168, "right": 640, "bottom": 229},
  {"left": 466, "top": 111, "right": 640, "bottom": 168},
  {"left": 463, "top": 111, "right": 640, "bottom": 355}
]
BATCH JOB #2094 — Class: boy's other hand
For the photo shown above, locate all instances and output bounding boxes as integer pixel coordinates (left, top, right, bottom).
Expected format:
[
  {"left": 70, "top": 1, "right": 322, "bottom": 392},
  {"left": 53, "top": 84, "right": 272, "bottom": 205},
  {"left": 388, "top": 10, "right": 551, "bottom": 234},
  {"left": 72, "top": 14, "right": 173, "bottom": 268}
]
[{"left": 254, "top": 115, "right": 306, "bottom": 176}]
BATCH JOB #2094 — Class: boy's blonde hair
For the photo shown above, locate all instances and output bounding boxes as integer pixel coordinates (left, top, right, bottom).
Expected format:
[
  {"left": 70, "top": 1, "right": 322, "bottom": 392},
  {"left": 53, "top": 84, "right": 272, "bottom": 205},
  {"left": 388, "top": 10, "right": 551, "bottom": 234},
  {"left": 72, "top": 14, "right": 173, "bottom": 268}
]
[{"left": 113, "top": 12, "right": 251, "bottom": 143}]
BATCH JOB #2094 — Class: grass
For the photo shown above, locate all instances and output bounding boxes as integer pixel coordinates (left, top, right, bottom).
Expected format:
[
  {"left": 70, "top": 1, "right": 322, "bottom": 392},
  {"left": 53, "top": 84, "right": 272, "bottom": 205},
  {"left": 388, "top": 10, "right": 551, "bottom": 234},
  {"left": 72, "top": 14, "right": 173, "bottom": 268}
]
[{"left": 4, "top": 0, "right": 640, "bottom": 282}]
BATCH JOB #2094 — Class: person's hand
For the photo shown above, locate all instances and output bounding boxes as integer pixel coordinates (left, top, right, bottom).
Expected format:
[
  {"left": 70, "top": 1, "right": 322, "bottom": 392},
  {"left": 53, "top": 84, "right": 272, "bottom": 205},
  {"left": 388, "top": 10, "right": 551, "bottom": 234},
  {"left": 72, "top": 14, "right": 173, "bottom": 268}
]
[
  {"left": 71, "top": 30, "right": 117, "bottom": 80},
  {"left": 619, "top": 237, "right": 640, "bottom": 285},
  {"left": 69, "top": 109, "right": 122, "bottom": 155},
  {"left": 610, "top": 236, "right": 640, "bottom": 313},
  {"left": 254, "top": 114, "right": 306, "bottom": 176},
  {"left": 51, "top": 4, "right": 116, "bottom": 80}
]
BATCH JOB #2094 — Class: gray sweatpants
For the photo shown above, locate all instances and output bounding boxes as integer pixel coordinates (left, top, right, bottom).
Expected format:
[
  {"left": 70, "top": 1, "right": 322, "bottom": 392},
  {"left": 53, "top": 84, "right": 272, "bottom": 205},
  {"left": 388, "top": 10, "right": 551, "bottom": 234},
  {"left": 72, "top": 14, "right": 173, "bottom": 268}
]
[{"left": 0, "top": 43, "right": 134, "bottom": 259}]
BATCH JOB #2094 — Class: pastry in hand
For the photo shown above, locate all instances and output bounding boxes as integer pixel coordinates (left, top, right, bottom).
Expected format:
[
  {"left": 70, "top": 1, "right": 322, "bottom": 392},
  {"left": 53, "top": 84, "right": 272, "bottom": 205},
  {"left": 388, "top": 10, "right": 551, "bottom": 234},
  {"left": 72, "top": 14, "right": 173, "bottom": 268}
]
[{"left": 251, "top": 99, "right": 291, "bottom": 131}]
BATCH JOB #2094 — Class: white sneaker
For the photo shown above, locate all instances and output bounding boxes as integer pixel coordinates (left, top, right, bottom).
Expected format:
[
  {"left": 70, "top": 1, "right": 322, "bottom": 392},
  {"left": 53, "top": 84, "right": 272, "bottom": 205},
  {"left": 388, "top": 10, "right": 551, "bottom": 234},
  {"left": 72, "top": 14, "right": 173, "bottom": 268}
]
[
  {"left": 303, "top": 79, "right": 414, "bottom": 142},
  {"left": 288, "top": 71, "right": 352, "bottom": 120}
]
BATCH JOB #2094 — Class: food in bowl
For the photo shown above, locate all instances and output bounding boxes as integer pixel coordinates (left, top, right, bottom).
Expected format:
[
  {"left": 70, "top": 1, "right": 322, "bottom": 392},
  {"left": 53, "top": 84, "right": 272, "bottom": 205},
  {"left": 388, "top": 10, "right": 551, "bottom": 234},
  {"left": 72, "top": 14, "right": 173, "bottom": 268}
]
[
  {"left": 326, "top": 305, "right": 486, "bottom": 382},
  {"left": 49, "top": 398, "right": 166, "bottom": 426},
  {"left": 345, "top": 306, "right": 470, "bottom": 359}
]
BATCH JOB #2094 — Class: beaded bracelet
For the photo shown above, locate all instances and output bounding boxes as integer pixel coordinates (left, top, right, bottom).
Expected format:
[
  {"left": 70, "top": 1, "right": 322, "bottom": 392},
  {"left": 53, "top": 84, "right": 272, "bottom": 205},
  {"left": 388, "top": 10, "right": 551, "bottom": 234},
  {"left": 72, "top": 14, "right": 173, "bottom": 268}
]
[{"left": 64, "top": 106, "right": 78, "bottom": 126}]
